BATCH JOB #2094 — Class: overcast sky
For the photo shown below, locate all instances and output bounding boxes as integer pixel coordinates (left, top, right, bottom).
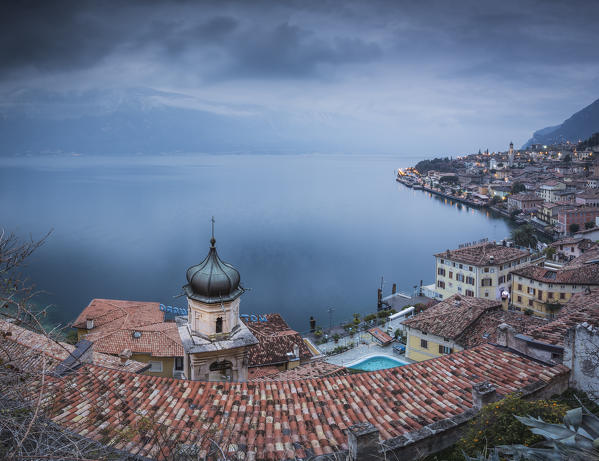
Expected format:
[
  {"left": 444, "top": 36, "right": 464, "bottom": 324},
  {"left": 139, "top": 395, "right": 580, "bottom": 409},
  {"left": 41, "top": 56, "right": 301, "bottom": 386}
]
[{"left": 1, "top": 0, "right": 598, "bottom": 155}]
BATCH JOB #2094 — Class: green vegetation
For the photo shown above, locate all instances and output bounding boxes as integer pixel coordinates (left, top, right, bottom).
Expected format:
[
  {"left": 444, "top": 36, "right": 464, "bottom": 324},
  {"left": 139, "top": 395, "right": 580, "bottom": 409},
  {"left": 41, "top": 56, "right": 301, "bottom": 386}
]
[
  {"left": 332, "top": 333, "right": 340, "bottom": 343},
  {"left": 544, "top": 246, "right": 556, "bottom": 259},
  {"left": 426, "top": 394, "right": 569, "bottom": 461},
  {"left": 64, "top": 328, "right": 79, "bottom": 345},
  {"left": 585, "top": 221, "right": 595, "bottom": 229},
  {"left": 414, "top": 157, "right": 456, "bottom": 174},
  {"left": 578, "top": 132, "right": 599, "bottom": 150},
  {"left": 570, "top": 223, "right": 580, "bottom": 233},
  {"left": 439, "top": 175, "right": 459, "bottom": 184},
  {"left": 510, "top": 182, "right": 526, "bottom": 194},
  {"left": 511, "top": 224, "right": 537, "bottom": 248}
]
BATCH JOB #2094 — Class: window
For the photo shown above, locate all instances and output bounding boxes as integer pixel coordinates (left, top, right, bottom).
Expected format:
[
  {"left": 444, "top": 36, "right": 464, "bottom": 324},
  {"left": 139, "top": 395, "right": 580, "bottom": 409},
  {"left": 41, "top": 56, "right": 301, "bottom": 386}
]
[
  {"left": 440, "top": 259, "right": 444, "bottom": 264},
  {"left": 538, "top": 290, "right": 543, "bottom": 300},
  {"left": 560, "top": 292, "right": 566, "bottom": 300},
  {"left": 484, "top": 267, "right": 490, "bottom": 273},
  {"left": 420, "top": 339, "right": 428, "bottom": 349},
  {"left": 438, "top": 345, "right": 453, "bottom": 354},
  {"left": 216, "top": 317, "right": 223, "bottom": 333},
  {"left": 469, "top": 266, "right": 473, "bottom": 271},
  {"left": 175, "top": 357, "right": 184, "bottom": 371},
  {"left": 490, "top": 268, "right": 495, "bottom": 273},
  {"left": 507, "top": 274, "right": 511, "bottom": 281},
  {"left": 481, "top": 278, "right": 492, "bottom": 287},
  {"left": 528, "top": 299, "right": 533, "bottom": 307},
  {"left": 149, "top": 361, "right": 163, "bottom": 373},
  {"left": 456, "top": 273, "right": 465, "bottom": 282},
  {"left": 437, "top": 268, "right": 446, "bottom": 276},
  {"left": 437, "top": 280, "right": 445, "bottom": 289},
  {"left": 465, "top": 289, "right": 474, "bottom": 296},
  {"left": 498, "top": 275, "right": 505, "bottom": 284},
  {"left": 548, "top": 292, "right": 554, "bottom": 299},
  {"left": 466, "top": 276, "right": 475, "bottom": 285},
  {"left": 459, "top": 264, "right": 463, "bottom": 269},
  {"left": 517, "top": 295, "right": 522, "bottom": 303},
  {"left": 528, "top": 287, "right": 536, "bottom": 295},
  {"left": 484, "top": 292, "right": 489, "bottom": 297},
  {"left": 448, "top": 271, "right": 453, "bottom": 279},
  {"left": 518, "top": 284, "right": 522, "bottom": 291}
]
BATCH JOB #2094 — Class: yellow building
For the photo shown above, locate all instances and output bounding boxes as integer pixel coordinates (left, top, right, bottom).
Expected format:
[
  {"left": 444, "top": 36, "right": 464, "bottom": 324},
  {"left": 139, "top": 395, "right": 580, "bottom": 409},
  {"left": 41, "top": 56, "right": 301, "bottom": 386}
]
[
  {"left": 73, "top": 299, "right": 185, "bottom": 378},
  {"left": 403, "top": 295, "right": 539, "bottom": 362},
  {"left": 433, "top": 242, "right": 534, "bottom": 301},
  {"left": 510, "top": 263, "right": 599, "bottom": 318}
]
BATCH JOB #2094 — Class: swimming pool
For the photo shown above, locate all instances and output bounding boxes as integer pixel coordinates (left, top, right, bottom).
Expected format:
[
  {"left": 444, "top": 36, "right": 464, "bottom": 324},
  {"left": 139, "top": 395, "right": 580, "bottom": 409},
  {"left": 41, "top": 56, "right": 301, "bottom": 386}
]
[{"left": 347, "top": 355, "right": 408, "bottom": 371}]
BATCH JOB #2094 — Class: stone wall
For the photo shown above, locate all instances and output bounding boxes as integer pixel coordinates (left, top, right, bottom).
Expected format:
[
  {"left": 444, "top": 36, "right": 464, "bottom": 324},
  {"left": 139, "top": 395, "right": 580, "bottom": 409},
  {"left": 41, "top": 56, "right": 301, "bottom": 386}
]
[{"left": 563, "top": 322, "right": 599, "bottom": 400}]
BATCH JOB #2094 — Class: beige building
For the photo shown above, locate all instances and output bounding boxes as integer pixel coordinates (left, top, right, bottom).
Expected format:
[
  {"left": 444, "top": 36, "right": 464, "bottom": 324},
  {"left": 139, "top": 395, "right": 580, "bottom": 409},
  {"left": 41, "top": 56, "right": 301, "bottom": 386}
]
[
  {"left": 511, "top": 260, "right": 599, "bottom": 318},
  {"left": 177, "top": 234, "right": 258, "bottom": 382},
  {"left": 434, "top": 242, "right": 533, "bottom": 301}
]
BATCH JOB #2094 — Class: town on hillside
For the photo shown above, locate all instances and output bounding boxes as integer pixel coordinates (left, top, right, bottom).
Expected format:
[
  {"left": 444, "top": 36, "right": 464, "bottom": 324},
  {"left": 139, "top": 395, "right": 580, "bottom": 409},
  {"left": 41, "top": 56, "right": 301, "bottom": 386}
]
[{"left": 397, "top": 133, "right": 599, "bottom": 240}]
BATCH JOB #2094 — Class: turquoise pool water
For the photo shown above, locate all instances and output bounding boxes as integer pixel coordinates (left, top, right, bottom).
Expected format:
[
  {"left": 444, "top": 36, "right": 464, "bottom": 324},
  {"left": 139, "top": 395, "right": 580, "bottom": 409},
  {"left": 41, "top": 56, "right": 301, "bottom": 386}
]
[{"left": 348, "top": 355, "right": 407, "bottom": 371}]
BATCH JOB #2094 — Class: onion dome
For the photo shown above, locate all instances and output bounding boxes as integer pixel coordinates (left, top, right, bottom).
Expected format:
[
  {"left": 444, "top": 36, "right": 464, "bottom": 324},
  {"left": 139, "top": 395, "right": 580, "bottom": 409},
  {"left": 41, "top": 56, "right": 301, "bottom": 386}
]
[{"left": 183, "top": 236, "right": 244, "bottom": 303}]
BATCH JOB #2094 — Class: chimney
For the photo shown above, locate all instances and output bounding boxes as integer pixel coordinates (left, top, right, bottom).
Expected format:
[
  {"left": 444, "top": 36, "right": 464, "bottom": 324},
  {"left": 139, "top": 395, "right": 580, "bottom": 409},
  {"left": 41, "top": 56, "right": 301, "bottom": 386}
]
[
  {"left": 472, "top": 381, "right": 498, "bottom": 410},
  {"left": 293, "top": 345, "right": 300, "bottom": 358},
  {"left": 489, "top": 255, "right": 495, "bottom": 264},
  {"left": 496, "top": 323, "right": 516, "bottom": 348},
  {"left": 86, "top": 318, "right": 94, "bottom": 330},
  {"left": 347, "top": 422, "right": 380, "bottom": 461},
  {"left": 119, "top": 349, "right": 132, "bottom": 364}
]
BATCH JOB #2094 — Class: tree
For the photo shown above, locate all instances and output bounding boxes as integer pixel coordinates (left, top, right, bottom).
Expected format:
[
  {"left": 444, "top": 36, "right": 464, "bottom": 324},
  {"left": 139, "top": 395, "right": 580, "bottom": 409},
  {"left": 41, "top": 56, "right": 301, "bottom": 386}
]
[
  {"left": 585, "top": 221, "right": 595, "bottom": 229},
  {"left": 510, "top": 182, "right": 526, "bottom": 194},
  {"left": 511, "top": 224, "right": 537, "bottom": 248},
  {"left": 570, "top": 223, "right": 580, "bottom": 234},
  {"left": 563, "top": 153, "right": 572, "bottom": 162},
  {"left": 544, "top": 246, "right": 556, "bottom": 260}
]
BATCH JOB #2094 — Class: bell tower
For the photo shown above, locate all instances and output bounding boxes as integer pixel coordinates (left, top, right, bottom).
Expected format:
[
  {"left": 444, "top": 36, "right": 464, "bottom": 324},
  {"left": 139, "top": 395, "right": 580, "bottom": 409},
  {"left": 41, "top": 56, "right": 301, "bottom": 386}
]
[{"left": 177, "top": 218, "right": 257, "bottom": 382}]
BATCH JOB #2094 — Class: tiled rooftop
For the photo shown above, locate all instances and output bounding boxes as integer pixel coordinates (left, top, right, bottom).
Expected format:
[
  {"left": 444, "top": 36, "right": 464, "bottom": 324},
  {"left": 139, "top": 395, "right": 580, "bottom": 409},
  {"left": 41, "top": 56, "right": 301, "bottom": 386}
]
[
  {"left": 565, "top": 248, "right": 599, "bottom": 268},
  {"left": 12, "top": 343, "right": 567, "bottom": 460},
  {"left": 243, "top": 313, "right": 313, "bottom": 367},
  {"left": 74, "top": 299, "right": 184, "bottom": 358},
  {"left": 435, "top": 242, "right": 529, "bottom": 266},
  {"left": 0, "top": 320, "right": 148, "bottom": 373},
  {"left": 526, "top": 288, "right": 599, "bottom": 345},
  {"left": 509, "top": 192, "right": 542, "bottom": 201},
  {"left": 403, "top": 295, "right": 544, "bottom": 348},
  {"left": 512, "top": 263, "right": 599, "bottom": 285},
  {"left": 250, "top": 360, "right": 348, "bottom": 382}
]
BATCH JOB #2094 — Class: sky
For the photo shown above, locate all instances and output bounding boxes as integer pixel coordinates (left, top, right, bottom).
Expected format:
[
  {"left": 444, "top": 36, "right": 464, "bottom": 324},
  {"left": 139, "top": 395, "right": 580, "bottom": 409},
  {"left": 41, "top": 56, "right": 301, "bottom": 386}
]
[{"left": 1, "top": 0, "right": 598, "bottom": 155}]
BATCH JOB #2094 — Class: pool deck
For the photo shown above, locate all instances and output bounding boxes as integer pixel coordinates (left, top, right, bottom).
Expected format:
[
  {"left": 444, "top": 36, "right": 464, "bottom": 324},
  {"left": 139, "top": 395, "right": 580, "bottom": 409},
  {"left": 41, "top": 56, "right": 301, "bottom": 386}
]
[{"left": 319, "top": 334, "right": 415, "bottom": 367}]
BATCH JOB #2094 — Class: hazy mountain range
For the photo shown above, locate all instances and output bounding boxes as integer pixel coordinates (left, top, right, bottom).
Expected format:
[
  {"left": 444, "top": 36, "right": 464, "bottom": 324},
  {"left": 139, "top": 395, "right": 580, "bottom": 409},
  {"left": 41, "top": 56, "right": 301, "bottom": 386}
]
[
  {"left": 524, "top": 98, "right": 599, "bottom": 148},
  {"left": 0, "top": 88, "right": 367, "bottom": 156}
]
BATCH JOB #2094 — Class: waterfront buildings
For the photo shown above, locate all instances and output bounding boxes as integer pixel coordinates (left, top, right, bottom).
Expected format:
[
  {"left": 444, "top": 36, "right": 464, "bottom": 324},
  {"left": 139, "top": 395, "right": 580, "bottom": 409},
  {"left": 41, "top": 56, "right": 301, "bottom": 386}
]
[
  {"left": 433, "top": 242, "right": 533, "bottom": 300},
  {"left": 557, "top": 206, "right": 599, "bottom": 234},
  {"left": 507, "top": 192, "right": 543, "bottom": 214}
]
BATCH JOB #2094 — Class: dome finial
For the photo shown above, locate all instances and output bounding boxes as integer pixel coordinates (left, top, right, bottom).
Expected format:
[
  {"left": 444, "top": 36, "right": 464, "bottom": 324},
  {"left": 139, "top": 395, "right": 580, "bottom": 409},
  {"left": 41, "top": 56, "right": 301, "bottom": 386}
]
[{"left": 210, "top": 216, "right": 216, "bottom": 247}]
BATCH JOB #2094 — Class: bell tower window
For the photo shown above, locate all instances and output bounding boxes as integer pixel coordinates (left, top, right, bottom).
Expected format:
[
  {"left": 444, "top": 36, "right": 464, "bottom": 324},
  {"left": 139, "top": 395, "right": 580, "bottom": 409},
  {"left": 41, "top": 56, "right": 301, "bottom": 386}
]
[{"left": 216, "top": 317, "right": 223, "bottom": 334}]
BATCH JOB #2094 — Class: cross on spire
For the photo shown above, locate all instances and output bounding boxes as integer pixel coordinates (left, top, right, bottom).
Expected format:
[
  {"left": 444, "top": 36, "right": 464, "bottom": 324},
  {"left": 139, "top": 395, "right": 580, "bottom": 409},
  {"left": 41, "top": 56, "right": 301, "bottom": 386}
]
[{"left": 210, "top": 216, "right": 216, "bottom": 247}]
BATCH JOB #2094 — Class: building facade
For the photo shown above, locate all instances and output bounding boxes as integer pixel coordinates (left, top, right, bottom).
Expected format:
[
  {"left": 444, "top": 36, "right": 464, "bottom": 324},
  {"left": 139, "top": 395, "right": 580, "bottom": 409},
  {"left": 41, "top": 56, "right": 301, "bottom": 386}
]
[
  {"left": 177, "top": 235, "right": 258, "bottom": 382},
  {"left": 434, "top": 242, "right": 533, "bottom": 301}
]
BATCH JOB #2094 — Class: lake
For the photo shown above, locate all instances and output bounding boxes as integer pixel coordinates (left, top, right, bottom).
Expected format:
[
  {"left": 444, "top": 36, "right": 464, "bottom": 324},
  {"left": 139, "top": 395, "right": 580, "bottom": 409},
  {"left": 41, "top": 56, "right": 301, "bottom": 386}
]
[{"left": 0, "top": 154, "right": 514, "bottom": 333}]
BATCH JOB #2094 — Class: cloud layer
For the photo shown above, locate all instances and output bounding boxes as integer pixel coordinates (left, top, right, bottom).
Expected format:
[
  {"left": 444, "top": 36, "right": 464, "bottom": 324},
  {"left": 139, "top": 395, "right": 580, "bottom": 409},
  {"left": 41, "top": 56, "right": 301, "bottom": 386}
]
[{"left": 1, "top": 0, "right": 598, "bottom": 154}]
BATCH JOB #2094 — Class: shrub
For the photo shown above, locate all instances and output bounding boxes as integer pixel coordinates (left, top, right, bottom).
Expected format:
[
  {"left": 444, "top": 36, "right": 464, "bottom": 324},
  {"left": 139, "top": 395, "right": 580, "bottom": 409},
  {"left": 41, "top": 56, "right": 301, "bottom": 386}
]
[
  {"left": 332, "top": 333, "right": 340, "bottom": 343},
  {"left": 431, "top": 394, "right": 569, "bottom": 461},
  {"left": 524, "top": 308, "right": 533, "bottom": 316},
  {"left": 363, "top": 313, "right": 377, "bottom": 322}
]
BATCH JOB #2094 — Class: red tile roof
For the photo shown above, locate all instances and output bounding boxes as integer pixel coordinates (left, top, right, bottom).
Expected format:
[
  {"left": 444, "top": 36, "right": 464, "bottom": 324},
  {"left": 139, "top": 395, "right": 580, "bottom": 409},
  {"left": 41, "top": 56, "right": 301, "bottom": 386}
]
[
  {"left": 250, "top": 360, "right": 348, "bottom": 382},
  {"left": 74, "top": 299, "right": 183, "bottom": 358},
  {"left": 243, "top": 313, "right": 313, "bottom": 367},
  {"left": 0, "top": 320, "right": 148, "bottom": 373},
  {"left": 403, "top": 295, "right": 545, "bottom": 348},
  {"left": 434, "top": 242, "right": 529, "bottom": 266},
  {"left": 526, "top": 288, "right": 599, "bottom": 345},
  {"left": 368, "top": 327, "right": 394, "bottom": 345},
  {"left": 24, "top": 344, "right": 567, "bottom": 460},
  {"left": 512, "top": 263, "right": 599, "bottom": 285}
]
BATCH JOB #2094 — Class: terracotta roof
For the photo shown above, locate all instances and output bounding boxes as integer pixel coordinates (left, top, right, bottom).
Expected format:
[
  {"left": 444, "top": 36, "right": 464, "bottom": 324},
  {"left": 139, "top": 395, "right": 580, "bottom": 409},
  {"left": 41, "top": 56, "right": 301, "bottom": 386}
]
[
  {"left": 509, "top": 193, "right": 542, "bottom": 202},
  {"left": 512, "top": 263, "right": 599, "bottom": 285},
  {"left": 23, "top": 344, "right": 567, "bottom": 460},
  {"left": 403, "top": 295, "right": 544, "bottom": 349},
  {"left": 250, "top": 360, "right": 348, "bottom": 382},
  {"left": 565, "top": 248, "right": 599, "bottom": 268},
  {"left": 434, "top": 242, "right": 529, "bottom": 266},
  {"left": 526, "top": 288, "right": 599, "bottom": 345},
  {"left": 403, "top": 295, "right": 502, "bottom": 341},
  {"left": 74, "top": 299, "right": 183, "bottom": 358},
  {"left": 243, "top": 313, "right": 313, "bottom": 367},
  {"left": 368, "top": 327, "right": 394, "bottom": 345},
  {"left": 0, "top": 320, "right": 148, "bottom": 373}
]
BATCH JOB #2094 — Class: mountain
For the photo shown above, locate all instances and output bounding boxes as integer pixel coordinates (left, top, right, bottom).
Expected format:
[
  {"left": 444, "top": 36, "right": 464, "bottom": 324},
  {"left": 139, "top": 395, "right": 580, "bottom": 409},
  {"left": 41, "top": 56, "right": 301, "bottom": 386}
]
[
  {"left": 524, "top": 98, "right": 599, "bottom": 148},
  {"left": 0, "top": 88, "right": 367, "bottom": 156}
]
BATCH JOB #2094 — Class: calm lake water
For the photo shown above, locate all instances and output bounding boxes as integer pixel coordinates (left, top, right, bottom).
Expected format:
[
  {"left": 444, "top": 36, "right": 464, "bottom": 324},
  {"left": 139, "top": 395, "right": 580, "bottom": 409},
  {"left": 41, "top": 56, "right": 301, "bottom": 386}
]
[{"left": 0, "top": 154, "right": 514, "bottom": 333}]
